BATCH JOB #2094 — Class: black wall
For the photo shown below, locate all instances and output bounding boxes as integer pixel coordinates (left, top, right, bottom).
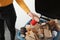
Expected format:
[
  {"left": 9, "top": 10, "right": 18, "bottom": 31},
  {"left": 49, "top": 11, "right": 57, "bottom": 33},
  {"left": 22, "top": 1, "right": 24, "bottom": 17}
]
[{"left": 35, "top": 0, "right": 60, "bottom": 19}]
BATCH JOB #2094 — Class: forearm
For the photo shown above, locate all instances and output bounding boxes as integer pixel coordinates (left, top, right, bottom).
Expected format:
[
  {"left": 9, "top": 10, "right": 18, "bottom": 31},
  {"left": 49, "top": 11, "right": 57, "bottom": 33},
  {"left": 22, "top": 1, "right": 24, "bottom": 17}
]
[{"left": 16, "top": 0, "right": 30, "bottom": 14}]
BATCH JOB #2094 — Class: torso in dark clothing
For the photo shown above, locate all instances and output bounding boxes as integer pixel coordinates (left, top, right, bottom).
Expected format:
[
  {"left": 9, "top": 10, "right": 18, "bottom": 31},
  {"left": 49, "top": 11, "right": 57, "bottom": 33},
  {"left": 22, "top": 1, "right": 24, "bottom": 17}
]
[{"left": 0, "top": 4, "right": 16, "bottom": 20}]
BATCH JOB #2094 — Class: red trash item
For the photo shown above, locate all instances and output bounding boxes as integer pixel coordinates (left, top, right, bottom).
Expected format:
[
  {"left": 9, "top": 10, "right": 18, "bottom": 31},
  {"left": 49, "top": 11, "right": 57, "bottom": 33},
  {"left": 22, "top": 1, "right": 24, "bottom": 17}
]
[{"left": 30, "top": 19, "right": 37, "bottom": 25}]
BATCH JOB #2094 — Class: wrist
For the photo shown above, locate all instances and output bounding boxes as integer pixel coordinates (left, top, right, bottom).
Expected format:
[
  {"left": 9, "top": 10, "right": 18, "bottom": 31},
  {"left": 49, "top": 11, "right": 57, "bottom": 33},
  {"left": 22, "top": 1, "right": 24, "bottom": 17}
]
[
  {"left": 27, "top": 12, "right": 34, "bottom": 19},
  {"left": 27, "top": 11, "right": 31, "bottom": 14}
]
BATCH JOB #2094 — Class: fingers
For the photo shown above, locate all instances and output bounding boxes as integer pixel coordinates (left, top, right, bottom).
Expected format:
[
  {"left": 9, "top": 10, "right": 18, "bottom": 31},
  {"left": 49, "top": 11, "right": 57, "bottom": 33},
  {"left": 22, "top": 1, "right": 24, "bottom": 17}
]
[{"left": 28, "top": 12, "right": 40, "bottom": 22}]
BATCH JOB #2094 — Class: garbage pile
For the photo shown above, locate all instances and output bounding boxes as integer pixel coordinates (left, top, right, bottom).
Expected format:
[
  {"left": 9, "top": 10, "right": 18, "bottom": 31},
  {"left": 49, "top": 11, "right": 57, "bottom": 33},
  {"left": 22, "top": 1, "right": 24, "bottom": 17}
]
[{"left": 21, "top": 19, "right": 60, "bottom": 40}]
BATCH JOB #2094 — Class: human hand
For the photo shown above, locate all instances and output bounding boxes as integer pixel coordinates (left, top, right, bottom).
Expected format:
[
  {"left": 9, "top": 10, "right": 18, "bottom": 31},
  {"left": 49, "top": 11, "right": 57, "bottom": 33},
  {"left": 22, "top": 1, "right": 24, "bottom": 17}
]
[
  {"left": 28, "top": 12, "right": 34, "bottom": 19},
  {"left": 33, "top": 13, "right": 40, "bottom": 22},
  {"left": 28, "top": 12, "right": 40, "bottom": 22}
]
